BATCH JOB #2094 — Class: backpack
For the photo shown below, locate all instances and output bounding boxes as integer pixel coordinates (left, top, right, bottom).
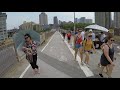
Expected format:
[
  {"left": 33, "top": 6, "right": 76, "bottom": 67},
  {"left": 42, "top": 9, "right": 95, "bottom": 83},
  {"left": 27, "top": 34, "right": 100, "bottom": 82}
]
[{"left": 84, "top": 39, "right": 94, "bottom": 48}]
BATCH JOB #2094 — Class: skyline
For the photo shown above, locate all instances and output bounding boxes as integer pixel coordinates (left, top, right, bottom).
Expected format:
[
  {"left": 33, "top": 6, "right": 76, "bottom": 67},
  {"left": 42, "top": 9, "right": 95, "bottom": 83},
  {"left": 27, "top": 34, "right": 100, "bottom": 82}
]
[{"left": 5, "top": 12, "right": 113, "bottom": 30}]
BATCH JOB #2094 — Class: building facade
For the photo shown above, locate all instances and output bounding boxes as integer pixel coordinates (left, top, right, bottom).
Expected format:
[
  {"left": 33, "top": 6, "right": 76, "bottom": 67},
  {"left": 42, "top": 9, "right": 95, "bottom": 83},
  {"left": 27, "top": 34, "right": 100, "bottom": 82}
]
[
  {"left": 95, "top": 12, "right": 106, "bottom": 27},
  {"left": 53, "top": 16, "right": 58, "bottom": 28},
  {"left": 39, "top": 12, "right": 48, "bottom": 26},
  {"left": 19, "top": 21, "right": 42, "bottom": 32},
  {"left": 0, "top": 12, "right": 7, "bottom": 42},
  {"left": 85, "top": 19, "right": 92, "bottom": 24},
  {"left": 114, "top": 12, "right": 120, "bottom": 28},
  {"left": 33, "top": 24, "right": 42, "bottom": 32},
  {"left": 95, "top": 12, "right": 111, "bottom": 29},
  {"left": 59, "top": 20, "right": 62, "bottom": 25},
  {"left": 75, "top": 18, "right": 78, "bottom": 23},
  {"left": 19, "top": 21, "right": 35, "bottom": 30},
  {"left": 79, "top": 17, "right": 86, "bottom": 23},
  {"left": 7, "top": 28, "right": 20, "bottom": 37},
  {"left": 105, "top": 12, "right": 111, "bottom": 29}
]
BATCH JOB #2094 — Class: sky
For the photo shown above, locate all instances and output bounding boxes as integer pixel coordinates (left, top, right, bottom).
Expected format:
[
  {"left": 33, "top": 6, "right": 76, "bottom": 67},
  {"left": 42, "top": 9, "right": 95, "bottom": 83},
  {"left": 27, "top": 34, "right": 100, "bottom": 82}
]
[{"left": 5, "top": 12, "right": 113, "bottom": 30}]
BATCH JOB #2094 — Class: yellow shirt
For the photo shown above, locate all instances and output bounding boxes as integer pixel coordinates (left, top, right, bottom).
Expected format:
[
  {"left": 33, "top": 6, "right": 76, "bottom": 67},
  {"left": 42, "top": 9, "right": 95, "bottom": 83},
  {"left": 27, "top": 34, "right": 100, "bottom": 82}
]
[{"left": 83, "top": 39, "right": 93, "bottom": 51}]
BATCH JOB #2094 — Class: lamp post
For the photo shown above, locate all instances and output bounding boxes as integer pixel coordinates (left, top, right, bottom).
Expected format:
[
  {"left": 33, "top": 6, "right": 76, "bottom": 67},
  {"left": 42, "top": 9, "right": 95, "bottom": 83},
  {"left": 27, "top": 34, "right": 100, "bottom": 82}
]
[{"left": 74, "top": 12, "right": 76, "bottom": 33}]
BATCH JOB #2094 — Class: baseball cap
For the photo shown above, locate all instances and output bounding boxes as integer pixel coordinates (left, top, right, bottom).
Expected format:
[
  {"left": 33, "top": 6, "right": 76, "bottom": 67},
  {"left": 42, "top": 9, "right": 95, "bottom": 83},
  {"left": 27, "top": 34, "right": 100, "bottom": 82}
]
[{"left": 89, "top": 29, "right": 92, "bottom": 32}]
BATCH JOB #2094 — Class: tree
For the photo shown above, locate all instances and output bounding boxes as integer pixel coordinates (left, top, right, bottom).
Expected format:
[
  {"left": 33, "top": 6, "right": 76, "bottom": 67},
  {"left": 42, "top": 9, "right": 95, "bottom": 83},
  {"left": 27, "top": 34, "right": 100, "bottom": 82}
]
[{"left": 60, "top": 23, "right": 93, "bottom": 30}]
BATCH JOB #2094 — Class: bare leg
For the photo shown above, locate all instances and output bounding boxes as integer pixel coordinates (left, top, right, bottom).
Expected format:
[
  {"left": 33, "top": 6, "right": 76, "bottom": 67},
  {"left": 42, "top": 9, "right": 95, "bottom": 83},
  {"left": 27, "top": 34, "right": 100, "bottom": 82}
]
[
  {"left": 79, "top": 48, "right": 83, "bottom": 63},
  {"left": 84, "top": 52, "right": 89, "bottom": 64},
  {"left": 99, "top": 65, "right": 105, "bottom": 77},
  {"left": 98, "top": 62, "right": 101, "bottom": 67},
  {"left": 107, "top": 64, "right": 114, "bottom": 78},
  {"left": 75, "top": 48, "right": 78, "bottom": 60}
]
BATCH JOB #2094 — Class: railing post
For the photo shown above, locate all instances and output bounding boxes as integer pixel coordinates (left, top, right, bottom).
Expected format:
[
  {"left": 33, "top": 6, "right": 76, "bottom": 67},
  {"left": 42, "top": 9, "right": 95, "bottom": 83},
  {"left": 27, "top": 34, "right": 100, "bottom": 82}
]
[{"left": 13, "top": 42, "right": 19, "bottom": 62}]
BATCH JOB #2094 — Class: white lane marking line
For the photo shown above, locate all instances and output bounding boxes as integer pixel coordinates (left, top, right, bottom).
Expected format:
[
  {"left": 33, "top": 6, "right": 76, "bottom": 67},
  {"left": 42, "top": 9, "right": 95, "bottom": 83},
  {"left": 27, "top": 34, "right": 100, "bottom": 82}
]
[
  {"left": 19, "top": 32, "right": 56, "bottom": 78},
  {"left": 19, "top": 64, "right": 31, "bottom": 78},
  {"left": 59, "top": 32, "right": 94, "bottom": 77},
  {"left": 41, "top": 32, "right": 55, "bottom": 52},
  {"left": 65, "top": 40, "right": 94, "bottom": 77}
]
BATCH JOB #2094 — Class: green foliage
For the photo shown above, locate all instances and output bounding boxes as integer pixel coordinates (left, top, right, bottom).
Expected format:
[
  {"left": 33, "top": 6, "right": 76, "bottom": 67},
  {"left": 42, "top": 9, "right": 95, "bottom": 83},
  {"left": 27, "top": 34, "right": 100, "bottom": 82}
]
[{"left": 60, "top": 23, "right": 93, "bottom": 31}]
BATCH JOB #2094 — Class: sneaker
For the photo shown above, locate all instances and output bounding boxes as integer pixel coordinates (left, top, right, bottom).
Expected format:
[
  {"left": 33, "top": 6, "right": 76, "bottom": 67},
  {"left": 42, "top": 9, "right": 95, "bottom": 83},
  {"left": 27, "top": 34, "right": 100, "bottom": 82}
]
[
  {"left": 81, "top": 61, "right": 84, "bottom": 65},
  {"left": 99, "top": 73, "right": 103, "bottom": 77}
]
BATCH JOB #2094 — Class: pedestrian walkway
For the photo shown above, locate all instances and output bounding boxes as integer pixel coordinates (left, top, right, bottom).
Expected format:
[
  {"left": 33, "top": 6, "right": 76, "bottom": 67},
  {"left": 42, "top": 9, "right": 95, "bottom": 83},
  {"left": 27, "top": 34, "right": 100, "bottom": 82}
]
[
  {"left": 19, "top": 31, "right": 120, "bottom": 78},
  {"left": 20, "top": 31, "right": 86, "bottom": 78}
]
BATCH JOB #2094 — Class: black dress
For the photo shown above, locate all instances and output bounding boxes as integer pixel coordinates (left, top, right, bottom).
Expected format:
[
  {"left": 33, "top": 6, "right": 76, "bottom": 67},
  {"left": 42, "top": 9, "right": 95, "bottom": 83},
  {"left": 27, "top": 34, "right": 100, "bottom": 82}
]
[{"left": 100, "top": 44, "right": 114, "bottom": 66}]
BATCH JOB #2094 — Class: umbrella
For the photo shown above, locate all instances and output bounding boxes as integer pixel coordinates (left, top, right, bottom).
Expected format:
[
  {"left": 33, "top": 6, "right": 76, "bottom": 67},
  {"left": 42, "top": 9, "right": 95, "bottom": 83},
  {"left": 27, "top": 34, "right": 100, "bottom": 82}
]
[
  {"left": 85, "top": 24, "right": 109, "bottom": 32},
  {"left": 13, "top": 29, "right": 40, "bottom": 50}
]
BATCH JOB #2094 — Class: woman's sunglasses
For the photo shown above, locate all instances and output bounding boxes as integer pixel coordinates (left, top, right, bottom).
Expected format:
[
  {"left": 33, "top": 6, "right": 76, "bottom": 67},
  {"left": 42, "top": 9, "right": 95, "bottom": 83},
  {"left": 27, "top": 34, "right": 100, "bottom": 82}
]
[
  {"left": 88, "top": 35, "right": 92, "bottom": 37},
  {"left": 25, "top": 36, "right": 29, "bottom": 40},
  {"left": 111, "top": 39, "right": 115, "bottom": 41}
]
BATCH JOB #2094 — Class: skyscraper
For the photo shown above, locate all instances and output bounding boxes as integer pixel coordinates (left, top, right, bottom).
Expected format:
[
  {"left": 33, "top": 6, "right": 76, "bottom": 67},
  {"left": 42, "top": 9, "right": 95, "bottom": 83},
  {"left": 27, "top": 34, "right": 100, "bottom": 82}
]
[
  {"left": 85, "top": 19, "right": 92, "bottom": 24},
  {"left": 95, "top": 12, "right": 106, "bottom": 27},
  {"left": 39, "top": 12, "right": 48, "bottom": 26},
  {"left": 95, "top": 12, "right": 111, "bottom": 29},
  {"left": 79, "top": 17, "right": 86, "bottom": 23},
  {"left": 114, "top": 12, "right": 120, "bottom": 28},
  {"left": 75, "top": 18, "right": 78, "bottom": 23},
  {"left": 53, "top": 16, "right": 58, "bottom": 28},
  {"left": 0, "top": 12, "right": 7, "bottom": 41},
  {"left": 59, "top": 20, "right": 62, "bottom": 25},
  {"left": 105, "top": 12, "right": 111, "bottom": 29}
]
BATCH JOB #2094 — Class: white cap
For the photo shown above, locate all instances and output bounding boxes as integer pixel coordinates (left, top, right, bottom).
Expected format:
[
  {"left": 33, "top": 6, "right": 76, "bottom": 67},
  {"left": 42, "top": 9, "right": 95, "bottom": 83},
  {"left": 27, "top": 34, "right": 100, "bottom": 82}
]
[{"left": 89, "top": 29, "right": 92, "bottom": 32}]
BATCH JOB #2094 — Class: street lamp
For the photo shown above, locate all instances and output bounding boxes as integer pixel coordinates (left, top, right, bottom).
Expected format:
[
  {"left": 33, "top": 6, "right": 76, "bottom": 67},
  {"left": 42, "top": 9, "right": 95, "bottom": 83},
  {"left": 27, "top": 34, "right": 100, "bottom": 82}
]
[{"left": 74, "top": 12, "right": 76, "bottom": 33}]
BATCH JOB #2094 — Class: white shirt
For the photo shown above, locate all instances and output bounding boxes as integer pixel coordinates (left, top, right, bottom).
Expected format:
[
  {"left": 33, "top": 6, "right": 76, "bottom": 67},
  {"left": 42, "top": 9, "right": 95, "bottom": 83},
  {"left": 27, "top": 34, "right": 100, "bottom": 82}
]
[
  {"left": 81, "top": 31, "right": 85, "bottom": 40},
  {"left": 92, "top": 32, "right": 95, "bottom": 41},
  {"left": 100, "top": 34, "right": 106, "bottom": 42}
]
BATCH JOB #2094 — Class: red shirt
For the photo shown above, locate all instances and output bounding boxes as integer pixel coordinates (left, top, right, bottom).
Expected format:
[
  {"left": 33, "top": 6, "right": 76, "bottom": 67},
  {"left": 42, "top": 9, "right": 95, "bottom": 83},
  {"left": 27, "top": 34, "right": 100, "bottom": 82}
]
[
  {"left": 67, "top": 33, "right": 71, "bottom": 38},
  {"left": 75, "top": 35, "right": 82, "bottom": 44}
]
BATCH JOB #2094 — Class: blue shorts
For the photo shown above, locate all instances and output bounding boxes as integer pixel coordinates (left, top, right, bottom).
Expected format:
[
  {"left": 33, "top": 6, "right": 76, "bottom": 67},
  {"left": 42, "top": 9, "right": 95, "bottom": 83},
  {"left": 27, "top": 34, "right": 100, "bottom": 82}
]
[{"left": 75, "top": 44, "right": 82, "bottom": 49}]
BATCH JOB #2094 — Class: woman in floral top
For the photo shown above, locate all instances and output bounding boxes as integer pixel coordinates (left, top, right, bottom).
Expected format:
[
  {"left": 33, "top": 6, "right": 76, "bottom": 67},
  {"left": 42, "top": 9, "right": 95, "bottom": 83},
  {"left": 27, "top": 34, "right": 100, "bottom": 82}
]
[{"left": 22, "top": 34, "right": 39, "bottom": 74}]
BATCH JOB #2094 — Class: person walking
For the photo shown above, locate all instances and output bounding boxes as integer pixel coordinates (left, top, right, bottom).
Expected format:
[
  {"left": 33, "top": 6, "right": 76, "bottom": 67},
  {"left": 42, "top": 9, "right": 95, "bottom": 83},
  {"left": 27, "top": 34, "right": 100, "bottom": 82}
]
[
  {"left": 67, "top": 31, "right": 72, "bottom": 44},
  {"left": 81, "top": 29, "right": 85, "bottom": 41},
  {"left": 82, "top": 34, "right": 96, "bottom": 67},
  {"left": 100, "top": 32, "right": 106, "bottom": 47},
  {"left": 99, "top": 34, "right": 116, "bottom": 78},
  {"left": 74, "top": 30, "right": 83, "bottom": 65},
  {"left": 62, "top": 30, "right": 66, "bottom": 40},
  {"left": 22, "top": 34, "right": 39, "bottom": 74}
]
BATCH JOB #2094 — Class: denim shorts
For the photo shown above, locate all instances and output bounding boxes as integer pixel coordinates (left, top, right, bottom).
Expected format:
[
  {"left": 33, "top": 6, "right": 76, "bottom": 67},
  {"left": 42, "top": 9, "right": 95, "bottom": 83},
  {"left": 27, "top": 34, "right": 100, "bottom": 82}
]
[{"left": 75, "top": 44, "right": 82, "bottom": 49}]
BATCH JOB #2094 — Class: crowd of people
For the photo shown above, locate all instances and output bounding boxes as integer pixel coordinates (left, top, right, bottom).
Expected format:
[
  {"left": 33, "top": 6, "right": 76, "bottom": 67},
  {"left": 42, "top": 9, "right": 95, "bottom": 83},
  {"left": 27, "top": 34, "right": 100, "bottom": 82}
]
[{"left": 61, "top": 28, "right": 116, "bottom": 78}]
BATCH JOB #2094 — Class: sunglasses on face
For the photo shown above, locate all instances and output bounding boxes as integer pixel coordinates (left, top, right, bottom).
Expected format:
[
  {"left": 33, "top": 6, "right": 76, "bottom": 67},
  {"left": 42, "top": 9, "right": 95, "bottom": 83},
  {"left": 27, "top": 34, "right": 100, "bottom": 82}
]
[
  {"left": 88, "top": 36, "right": 92, "bottom": 37},
  {"left": 25, "top": 36, "right": 29, "bottom": 40},
  {"left": 111, "top": 39, "right": 115, "bottom": 41}
]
